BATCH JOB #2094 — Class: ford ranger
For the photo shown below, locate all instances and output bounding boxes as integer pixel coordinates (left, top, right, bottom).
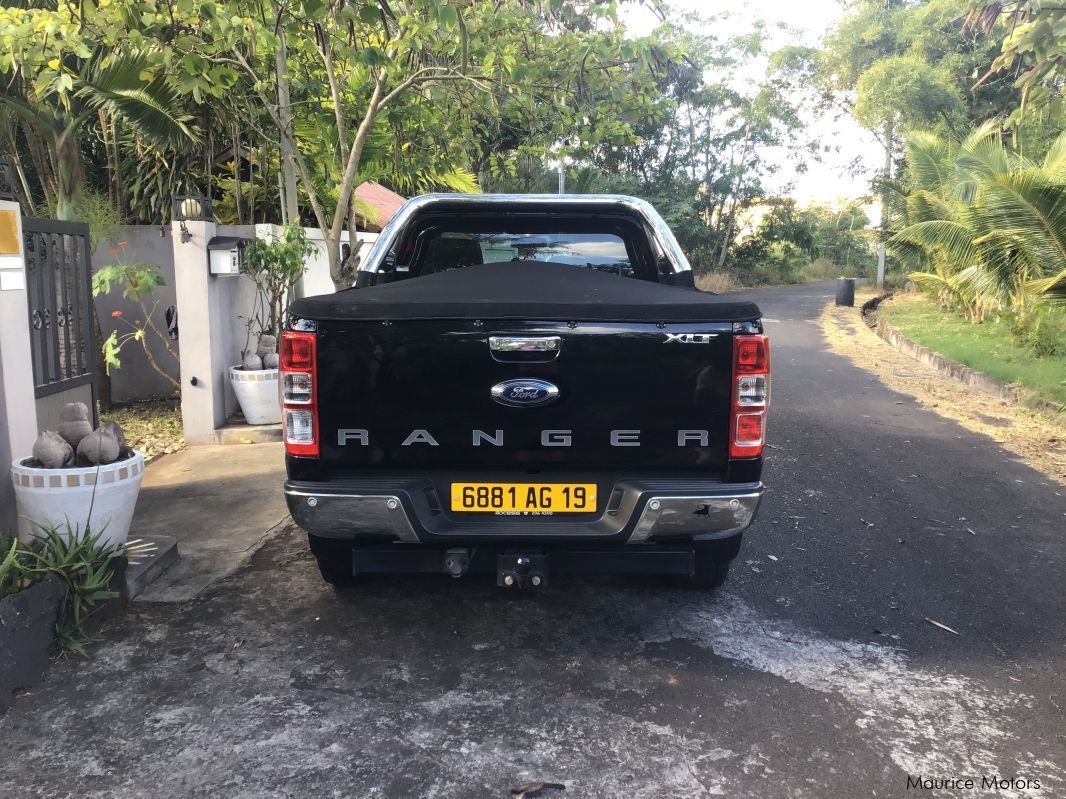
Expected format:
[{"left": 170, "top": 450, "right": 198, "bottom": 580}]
[{"left": 282, "top": 194, "right": 768, "bottom": 590}]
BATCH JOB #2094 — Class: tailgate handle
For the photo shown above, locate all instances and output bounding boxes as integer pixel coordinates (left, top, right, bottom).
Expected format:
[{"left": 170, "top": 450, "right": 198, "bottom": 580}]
[{"left": 489, "top": 336, "right": 561, "bottom": 362}]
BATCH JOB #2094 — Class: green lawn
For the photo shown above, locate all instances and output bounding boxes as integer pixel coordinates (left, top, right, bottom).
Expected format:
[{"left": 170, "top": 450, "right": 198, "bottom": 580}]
[{"left": 883, "top": 295, "right": 1066, "bottom": 410}]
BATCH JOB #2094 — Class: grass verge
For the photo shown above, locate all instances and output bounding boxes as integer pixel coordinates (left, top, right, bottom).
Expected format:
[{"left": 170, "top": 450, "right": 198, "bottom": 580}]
[{"left": 883, "top": 294, "right": 1066, "bottom": 410}]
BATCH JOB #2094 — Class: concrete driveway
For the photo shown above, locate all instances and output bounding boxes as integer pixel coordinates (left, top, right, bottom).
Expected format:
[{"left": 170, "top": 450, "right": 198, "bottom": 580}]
[{"left": 1, "top": 283, "right": 1064, "bottom": 798}]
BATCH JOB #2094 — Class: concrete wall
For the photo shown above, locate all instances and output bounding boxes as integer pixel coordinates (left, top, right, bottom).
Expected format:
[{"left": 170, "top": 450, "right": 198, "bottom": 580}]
[
  {"left": 172, "top": 223, "right": 376, "bottom": 443},
  {"left": 218, "top": 224, "right": 258, "bottom": 418},
  {"left": 0, "top": 200, "right": 36, "bottom": 531},
  {"left": 91, "top": 225, "right": 179, "bottom": 403}
]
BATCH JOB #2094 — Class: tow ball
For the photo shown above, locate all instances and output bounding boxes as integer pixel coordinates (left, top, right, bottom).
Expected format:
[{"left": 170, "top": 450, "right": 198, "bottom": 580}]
[{"left": 497, "top": 553, "right": 549, "bottom": 589}]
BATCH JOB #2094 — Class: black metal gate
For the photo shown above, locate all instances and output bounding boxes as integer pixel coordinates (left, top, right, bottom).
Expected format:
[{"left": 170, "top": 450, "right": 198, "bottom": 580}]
[{"left": 22, "top": 217, "right": 97, "bottom": 412}]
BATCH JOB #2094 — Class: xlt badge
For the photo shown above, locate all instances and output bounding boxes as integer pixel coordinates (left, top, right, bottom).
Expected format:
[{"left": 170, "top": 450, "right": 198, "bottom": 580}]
[
  {"left": 663, "top": 333, "right": 718, "bottom": 344},
  {"left": 491, "top": 379, "right": 560, "bottom": 407}
]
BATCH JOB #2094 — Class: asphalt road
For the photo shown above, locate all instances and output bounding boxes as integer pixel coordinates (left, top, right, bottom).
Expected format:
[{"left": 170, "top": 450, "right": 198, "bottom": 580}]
[{"left": 2, "top": 282, "right": 1064, "bottom": 798}]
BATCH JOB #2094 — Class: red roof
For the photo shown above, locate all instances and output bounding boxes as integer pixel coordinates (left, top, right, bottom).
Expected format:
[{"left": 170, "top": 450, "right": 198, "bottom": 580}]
[{"left": 354, "top": 181, "right": 406, "bottom": 228}]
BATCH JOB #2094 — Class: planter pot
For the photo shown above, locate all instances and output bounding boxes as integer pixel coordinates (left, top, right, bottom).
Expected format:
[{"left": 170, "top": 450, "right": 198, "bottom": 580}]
[
  {"left": 230, "top": 366, "right": 281, "bottom": 425},
  {"left": 0, "top": 574, "right": 65, "bottom": 712},
  {"left": 11, "top": 451, "right": 145, "bottom": 547}
]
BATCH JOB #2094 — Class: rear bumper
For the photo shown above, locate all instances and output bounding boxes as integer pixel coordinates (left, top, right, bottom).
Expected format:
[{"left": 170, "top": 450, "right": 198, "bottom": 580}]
[{"left": 284, "top": 477, "right": 763, "bottom": 545}]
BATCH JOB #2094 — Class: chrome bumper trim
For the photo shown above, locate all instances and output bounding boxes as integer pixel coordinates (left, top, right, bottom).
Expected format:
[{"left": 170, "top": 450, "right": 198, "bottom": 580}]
[
  {"left": 286, "top": 482, "right": 762, "bottom": 545},
  {"left": 285, "top": 489, "right": 421, "bottom": 543},
  {"left": 627, "top": 492, "right": 762, "bottom": 544}
]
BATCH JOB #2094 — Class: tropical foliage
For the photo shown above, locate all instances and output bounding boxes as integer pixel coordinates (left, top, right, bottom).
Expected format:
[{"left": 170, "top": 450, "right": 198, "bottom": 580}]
[{"left": 886, "top": 123, "right": 1066, "bottom": 332}]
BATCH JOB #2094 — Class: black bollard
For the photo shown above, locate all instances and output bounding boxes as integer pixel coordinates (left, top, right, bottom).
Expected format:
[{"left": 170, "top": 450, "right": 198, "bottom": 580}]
[{"left": 835, "top": 277, "right": 855, "bottom": 307}]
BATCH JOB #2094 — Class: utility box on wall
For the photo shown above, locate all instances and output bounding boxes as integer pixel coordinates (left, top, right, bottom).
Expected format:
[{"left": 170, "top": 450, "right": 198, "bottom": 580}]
[{"left": 206, "top": 236, "right": 248, "bottom": 276}]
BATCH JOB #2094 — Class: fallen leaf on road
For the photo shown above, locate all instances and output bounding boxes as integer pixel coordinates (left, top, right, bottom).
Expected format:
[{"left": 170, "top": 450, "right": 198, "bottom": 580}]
[
  {"left": 767, "top": 554, "right": 779, "bottom": 561},
  {"left": 925, "top": 618, "right": 960, "bottom": 635}
]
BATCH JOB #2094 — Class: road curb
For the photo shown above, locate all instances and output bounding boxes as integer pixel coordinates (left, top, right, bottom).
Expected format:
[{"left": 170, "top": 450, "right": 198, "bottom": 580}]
[{"left": 868, "top": 308, "right": 1021, "bottom": 404}]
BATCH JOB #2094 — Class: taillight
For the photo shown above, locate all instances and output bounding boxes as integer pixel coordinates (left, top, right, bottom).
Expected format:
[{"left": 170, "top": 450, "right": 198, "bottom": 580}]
[
  {"left": 730, "top": 334, "right": 769, "bottom": 458},
  {"left": 281, "top": 331, "right": 318, "bottom": 457}
]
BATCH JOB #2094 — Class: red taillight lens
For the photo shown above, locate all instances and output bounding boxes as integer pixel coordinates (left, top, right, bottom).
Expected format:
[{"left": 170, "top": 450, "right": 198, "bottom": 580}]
[
  {"left": 281, "top": 333, "right": 314, "bottom": 370},
  {"left": 281, "top": 331, "right": 318, "bottom": 457},
  {"left": 730, "top": 334, "right": 769, "bottom": 458},
  {"left": 734, "top": 413, "right": 764, "bottom": 444},
  {"left": 735, "top": 336, "right": 769, "bottom": 374}
]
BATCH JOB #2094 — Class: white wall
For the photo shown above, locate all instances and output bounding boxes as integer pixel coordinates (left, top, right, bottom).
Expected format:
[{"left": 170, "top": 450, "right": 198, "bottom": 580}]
[
  {"left": 291, "top": 226, "right": 378, "bottom": 298},
  {"left": 0, "top": 200, "right": 36, "bottom": 530}
]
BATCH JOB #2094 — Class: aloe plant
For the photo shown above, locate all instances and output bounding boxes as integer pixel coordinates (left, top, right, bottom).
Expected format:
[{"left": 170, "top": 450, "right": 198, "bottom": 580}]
[{"left": 5, "top": 524, "right": 121, "bottom": 655}]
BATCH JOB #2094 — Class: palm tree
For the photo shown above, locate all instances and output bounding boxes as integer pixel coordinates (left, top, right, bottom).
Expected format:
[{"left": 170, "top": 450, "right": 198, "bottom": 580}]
[
  {"left": 886, "top": 122, "right": 1066, "bottom": 320},
  {"left": 1, "top": 51, "right": 195, "bottom": 220}
]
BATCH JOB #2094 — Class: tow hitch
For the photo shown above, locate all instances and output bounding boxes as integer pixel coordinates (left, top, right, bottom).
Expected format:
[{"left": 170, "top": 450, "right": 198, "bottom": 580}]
[{"left": 497, "top": 553, "right": 549, "bottom": 589}]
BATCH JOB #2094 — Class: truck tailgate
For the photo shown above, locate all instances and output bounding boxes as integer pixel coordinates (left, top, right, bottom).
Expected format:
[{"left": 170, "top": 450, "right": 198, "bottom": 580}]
[{"left": 314, "top": 318, "right": 739, "bottom": 474}]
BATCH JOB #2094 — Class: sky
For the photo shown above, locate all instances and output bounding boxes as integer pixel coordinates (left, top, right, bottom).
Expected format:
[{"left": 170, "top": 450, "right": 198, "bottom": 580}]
[{"left": 624, "top": 0, "right": 885, "bottom": 207}]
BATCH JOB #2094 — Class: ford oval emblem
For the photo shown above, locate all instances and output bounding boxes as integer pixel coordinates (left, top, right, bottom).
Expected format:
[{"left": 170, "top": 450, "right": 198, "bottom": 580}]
[{"left": 491, "top": 378, "right": 560, "bottom": 407}]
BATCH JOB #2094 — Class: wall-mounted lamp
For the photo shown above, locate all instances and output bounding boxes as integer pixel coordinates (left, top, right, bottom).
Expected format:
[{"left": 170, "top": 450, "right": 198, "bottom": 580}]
[
  {"left": 173, "top": 194, "right": 213, "bottom": 222},
  {"left": 173, "top": 195, "right": 210, "bottom": 245}
]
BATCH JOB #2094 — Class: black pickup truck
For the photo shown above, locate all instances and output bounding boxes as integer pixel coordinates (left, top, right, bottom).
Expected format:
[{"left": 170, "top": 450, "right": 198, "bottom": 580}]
[{"left": 281, "top": 194, "right": 768, "bottom": 590}]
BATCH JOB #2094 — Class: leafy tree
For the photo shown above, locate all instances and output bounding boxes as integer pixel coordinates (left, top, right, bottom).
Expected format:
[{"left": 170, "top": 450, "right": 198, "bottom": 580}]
[
  {"left": 0, "top": 4, "right": 224, "bottom": 220},
  {"left": 241, "top": 224, "right": 317, "bottom": 342},
  {"left": 972, "top": 0, "right": 1066, "bottom": 131}
]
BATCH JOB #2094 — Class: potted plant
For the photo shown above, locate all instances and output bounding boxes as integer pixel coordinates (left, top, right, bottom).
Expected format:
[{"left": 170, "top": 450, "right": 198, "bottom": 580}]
[
  {"left": 2, "top": 524, "right": 126, "bottom": 708},
  {"left": 230, "top": 224, "right": 315, "bottom": 425},
  {"left": 10, "top": 402, "right": 143, "bottom": 548}
]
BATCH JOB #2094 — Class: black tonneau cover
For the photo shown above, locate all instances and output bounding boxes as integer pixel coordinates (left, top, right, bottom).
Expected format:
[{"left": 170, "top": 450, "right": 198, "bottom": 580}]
[{"left": 290, "top": 261, "right": 761, "bottom": 323}]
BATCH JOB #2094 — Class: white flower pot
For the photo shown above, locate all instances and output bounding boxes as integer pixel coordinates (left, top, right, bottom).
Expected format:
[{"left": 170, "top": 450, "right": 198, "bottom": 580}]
[
  {"left": 11, "top": 451, "right": 145, "bottom": 548},
  {"left": 229, "top": 366, "right": 281, "bottom": 425}
]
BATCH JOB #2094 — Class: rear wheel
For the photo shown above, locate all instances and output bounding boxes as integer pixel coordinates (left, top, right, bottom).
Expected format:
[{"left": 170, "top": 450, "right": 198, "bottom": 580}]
[{"left": 308, "top": 535, "right": 359, "bottom": 587}]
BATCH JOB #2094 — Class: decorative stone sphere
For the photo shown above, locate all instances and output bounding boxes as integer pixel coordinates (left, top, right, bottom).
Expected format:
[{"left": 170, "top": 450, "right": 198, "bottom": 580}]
[
  {"left": 57, "top": 402, "right": 93, "bottom": 450},
  {"left": 32, "top": 431, "right": 73, "bottom": 469},
  {"left": 77, "top": 428, "right": 120, "bottom": 466},
  {"left": 262, "top": 352, "right": 280, "bottom": 369},
  {"left": 100, "top": 420, "right": 127, "bottom": 451},
  {"left": 242, "top": 351, "right": 264, "bottom": 371},
  {"left": 257, "top": 335, "right": 278, "bottom": 357}
]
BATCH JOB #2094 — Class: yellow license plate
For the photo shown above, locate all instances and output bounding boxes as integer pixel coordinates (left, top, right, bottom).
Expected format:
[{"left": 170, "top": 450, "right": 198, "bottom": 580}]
[{"left": 451, "top": 483, "right": 597, "bottom": 513}]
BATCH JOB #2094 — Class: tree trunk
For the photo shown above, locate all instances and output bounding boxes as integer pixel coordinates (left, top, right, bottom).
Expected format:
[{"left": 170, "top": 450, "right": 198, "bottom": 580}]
[
  {"left": 93, "top": 316, "right": 113, "bottom": 412},
  {"left": 716, "top": 119, "right": 751, "bottom": 269},
  {"left": 275, "top": 26, "right": 299, "bottom": 225},
  {"left": 876, "top": 121, "right": 893, "bottom": 289},
  {"left": 54, "top": 125, "right": 84, "bottom": 222}
]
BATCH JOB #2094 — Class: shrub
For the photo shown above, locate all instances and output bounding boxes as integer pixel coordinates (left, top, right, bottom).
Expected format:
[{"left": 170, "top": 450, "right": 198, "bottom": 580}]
[
  {"left": 1009, "top": 306, "right": 1066, "bottom": 358},
  {"left": 695, "top": 271, "right": 739, "bottom": 293},
  {"left": 805, "top": 258, "right": 841, "bottom": 280}
]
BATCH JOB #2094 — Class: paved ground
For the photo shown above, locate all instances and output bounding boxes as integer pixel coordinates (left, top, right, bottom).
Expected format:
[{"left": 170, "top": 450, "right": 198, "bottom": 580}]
[
  {"left": 134, "top": 442, "right": 287, "bottom": 601},
  {"left": 2, "top": 282, "right": 1064, "bottom": 798}
]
